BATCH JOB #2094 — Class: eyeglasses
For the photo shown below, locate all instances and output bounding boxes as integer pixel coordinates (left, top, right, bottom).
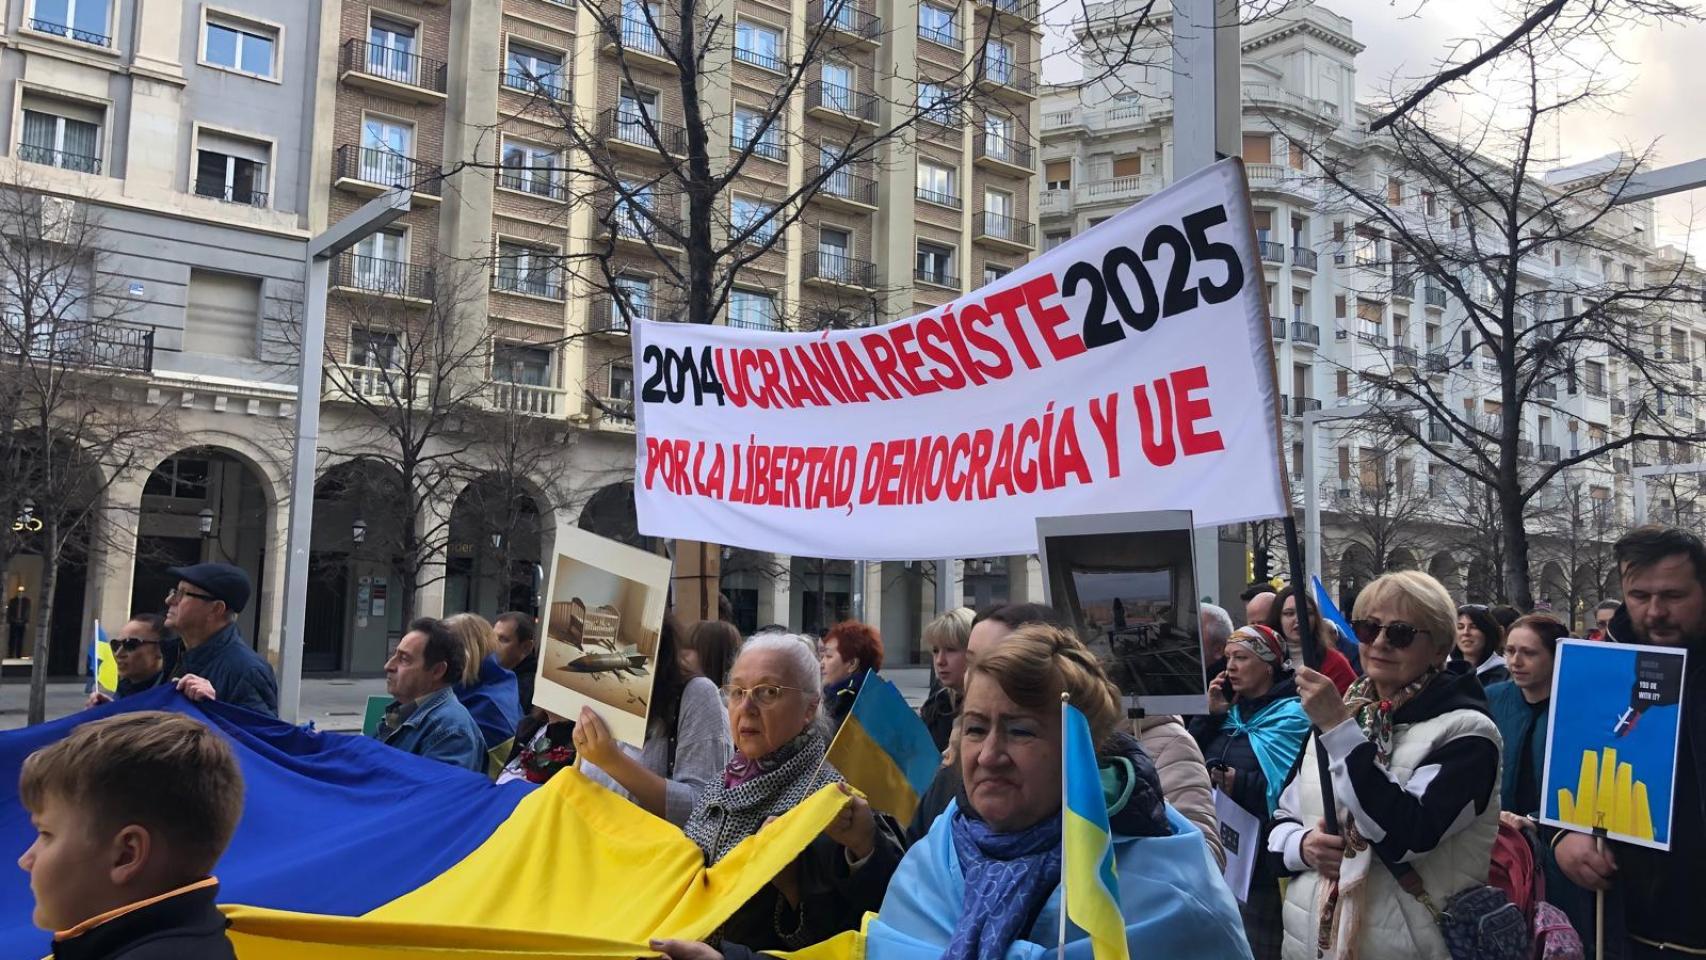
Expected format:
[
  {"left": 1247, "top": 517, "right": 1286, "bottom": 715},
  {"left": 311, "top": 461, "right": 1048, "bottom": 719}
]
[
  {"left": 1350, "top": 618, "right": 1428, "bottom": 649},
  {"left": 167, "top": 587, "right": 218, "bottom": 604},
  {"left": 109, "top": 637, "right": 160, "bottom": 653},
  {"left": 723, "top": 683, "right": 804, "bottom": 707}
]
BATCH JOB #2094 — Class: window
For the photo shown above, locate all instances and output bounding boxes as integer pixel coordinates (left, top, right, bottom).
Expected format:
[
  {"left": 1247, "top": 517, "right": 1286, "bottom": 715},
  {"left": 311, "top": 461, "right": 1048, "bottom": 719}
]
[
  {"left": 1337, "top": 446, "right": 1350, "bottom": 481},
  {"left": 1291, "top": 441, "right": 1305, "bottom": 479},
  {"left": 1333, "top": 294, "right": 1346, "bottom": 319},
  {"left": 204, "top": 16, "right": 277, "bottom": 78},
  {"left": 183, "top": 269, "right": 260, "bottom": 359},
  {"left": 819, "top": 61, "right": 858, "bottom": 114},
  {"left": 614, "top": 275, "right": 654, "bottom": 322},
  {"left": 817, "top": 227, "right": 853, "bottom": 280},
  {"left": 359, "top": 116, "right": 413, "bottom": 185},
  {"left": 367, "top": 17, "right": 418, "bottom": 85},
  {"left": 983, "top": 113, "right": 1015, "bottom": 159},
  {"left": 350, "top": 229, "right": 406, "bottom": 291},
  {"left": 1423, "top": 191, "right": 1437, "bottom": 216},
  {"left": 1111, "top": 153, "right": 1141, "bottom": 179},
  {"left": 734, "top": 19, "right": 784, "bottom": 71},
  {"left": 619, "top": 0, "right": 665, "bottom": 55},
  {"left": 916, "top": 161, "right": 956, "bottom": 207},
  {"left": 19, "top": 103, "right": 100, "bottom": 173},
  {"left": 144, "top": 457, "right": 210, "bottom": 499},
  {"left": 1290, "top": 216, "right": 1307, "bottom": 248},
  {"left": 609, "top": 363, "right": 635, "bottom": 400},
  {"left": 731, "top": 197, "right": 778, "bottom": 245},
  {"left": 1356, "top": 298, "right": 1383, "bottom": 337},
  {"left": 983, "top": 187, "right": 1015, "bottom": 238},
  {"left": 1241, "top": 134, "right": 1271, "bottom": 164},
  {"left": 1387, "top": 178, "right": 1402, "bottom": 204},
  {"left": 919, "top": 81, "right": 957, "bottom": 126},
  {"left": 819, "top": 143, "right": 856, "bottom": 197},
  {"left": 916, "top": 241, "right": 954, "bottom": 287},
  {"left": 349, "top": 330, "right": 400, "bottom": 369},
  {"left": 1253, "top": 209, "right": 1272, "bottom": 244},
  {"left": 733, "top": 107, "right": 782, "bottom": 161},
  {"left": 728, "top": 289, "right": 776, "bottom": 330},
  {"left": 1045, "top": 160, "right": 1070, "bottom": 191},
  {"left": 31, "top": 0, "right": 110, "bottom": 45},
  {"left": 984, "top": 40, "right": 1015, "bottom": 85},
  {"left": 1288, "top": 140, "right": 1306, "bottom": 171},
  {"left": 918, "top": 2, "right": 957, "bottom": 46},
  {"left": 1043, "top": 231, "right": 1069, "bottom": 251},
  {"left": 193, "top": 131, "right": 269, "bottom": 206},
  {"left": 1291, "top": 289, "right": 1308, "bottom": 323},
  {"left": 499, "top": 138, "right": 563, "bottom": 198},
  {"left": 1336, "top": 370, "right": 1349, "bottom": 398},
  {"left": 496, "top": 240, "right": 562, "bottom": 299},
  {"left": 616, "top": 88, "right": 658, "bottom": 142},
  {"left": 1428, "top": 463, "right": 1446, "bottom": 496},
  {"left": 1450, "top": 209, "right": 1461, "bottom": 229},
  {"left": 983, "top": 264, "right": 1010, "bottom": 286},
  {"left": 614, "top": 178, "right": 655, "bottom": 237},
  {"left": 493, "top": 344, "right": 552, "bottom": 386},
  {"left": 505, "top": 41, "right": 566, "bottom": 99}
]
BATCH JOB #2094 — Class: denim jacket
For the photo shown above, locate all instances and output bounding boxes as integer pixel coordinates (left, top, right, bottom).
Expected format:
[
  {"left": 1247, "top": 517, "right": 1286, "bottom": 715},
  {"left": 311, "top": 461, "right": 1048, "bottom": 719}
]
[{"left": 373, "top": 686, "right": 486, "bottom": 773}]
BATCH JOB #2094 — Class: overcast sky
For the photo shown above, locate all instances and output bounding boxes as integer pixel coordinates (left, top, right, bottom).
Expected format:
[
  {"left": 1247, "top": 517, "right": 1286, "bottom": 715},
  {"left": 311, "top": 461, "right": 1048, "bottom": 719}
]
[{"left": 1042, "top": 1, "right": 1706, "bottom": 256}]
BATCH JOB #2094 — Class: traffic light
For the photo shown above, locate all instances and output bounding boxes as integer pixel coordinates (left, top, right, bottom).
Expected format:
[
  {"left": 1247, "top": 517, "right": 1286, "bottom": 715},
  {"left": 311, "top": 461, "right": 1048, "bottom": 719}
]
[{"left": 1254, "top": 546, "right": 1272, "bottom": 582}]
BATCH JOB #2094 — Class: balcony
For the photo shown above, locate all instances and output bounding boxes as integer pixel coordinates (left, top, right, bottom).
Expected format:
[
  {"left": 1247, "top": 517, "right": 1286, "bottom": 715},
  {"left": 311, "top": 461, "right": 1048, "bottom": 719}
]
[
  {"left": 602, "top": 16, "right": 678, "bottom": 70},
  {"left": 1425, "top": 286, "right": 1447, "bottom": 308},
  {"left": 1539, "top": 443, "right": 1561, "bottom": 462},
  {"left": 1356, "top": 331, "right": 1390, "bottom": 349},
  {"left": 917, "top": 22, "right": 962, "bottom": 50},
  {"left": 915, "top": 266, "right": 959, "bottom": 290},
  {"left": 497, "top": 168, "right": 568, "bottom": 202},
  {"left": 804, "top": 248, "right": 878, "bottom": 289},
  {"left": 484, "top": 380, "right": 567, "bottom": 417},
  {"left": 27, "top": 17, "right": 108, "bottom": 46},
  {"left": 1426, "top": 350, "right": 1450, "bottom": 373},
  {"left": 1292, "top": 396, "right": 1322, "bottom": 416},
  {"left": 806, "top": 82, "right": 878, "bottom": 126},
  {"left": 330, "top": 254, "right": 434, "bottom": 302},
  {"left": 1290, "top": 321, "right": 1320, "bottom": 346},
  {"left": 1257, "top": 241, "right": 1286, "bottom": 264},
  {"left": 1244, "top": 163, "right": 1321, "bottom": 203},
  {"left": 2, "top": 322, "right": 155, "bottom": 373},
  {"left": 17, "top": 143, "right": 100, "bottom": 175},
  {"left": 1293, "top": 247, "right": 1318, "bottom": 271},
  {"left": 734, "top": 43, "right": 788, "bottom": 73},
  {"left": 333, "top": 145, "right": 441, "bottom": 204},
  {"left": 328, "top": 364, "right": 431, "bottom": 405},
  {"left": 974, "top": 212, "right": 1033, "bottom": 252},
  {"left": 500, "top": 68, "right": 571, "bottom": 104},
  {"left": 808, "top": 163, "right": 878, "bottom": 210},
  {"left": 1270, "top": 316, "right": 1286, "bottom": 341},
  {"left": 1394, "top": 345, "right": 1420, "bottom": 368},
  {"left": 339, "top": 39, "right": 449, "bottom": 103},
  {"left": 915, "top": 186, "right": 961, "bottom": 210},
  {"left": 1393, "top": 278, "right": 1415, "bottom": 300},
  {"left": 1072, "top": 175, "right": 1160, "bottom": 208},
  {"left": 809, "top": 0, "right": 881, "bottom": 44},
  {"left": 192, "top": 179, "right": 267, "bottom": 208},
  {"left": 1611, "top": 398, "right": 1627, "bottom": 416},
  {"left": 589, "top": 295, "right": 634, "bottom": 336},
  {"left": 1518, "top": 440, "right": 1535, "bottom": 459},
  {"left": 594, "top": 395, "right": 636, "bottom": 427},
  {"left": 978, "top": 57, "right": 1037, "bottom": 100},
  {"left": 493, "top": 269, "right": 565, "bottom": 301},
  {"left": 1428, "top": 422, "right": 1452, "bottom": 444},
  {"left": 1480, "top": 356, "right": 1499, "bottom": 373},
  {"left": 979, "top": 0, "right": 1040, "bottom": 22},
  {"left": 598, "top": 108, "right": 686, "bottom": 156},
  {"left": 597, "top": 199, "right": 684, "bottom": 251},
  {"left": 974, "top": 134, "right": 1033, "bottom": 175},
  {"left": 1534, "top": 381, "right": 1558, "bottom": 402}
]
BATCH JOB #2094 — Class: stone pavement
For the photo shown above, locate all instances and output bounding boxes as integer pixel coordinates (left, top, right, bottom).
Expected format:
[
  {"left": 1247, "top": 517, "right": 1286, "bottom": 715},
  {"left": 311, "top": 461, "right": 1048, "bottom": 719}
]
[{"left": 0, "top": 666, "right": 936, "bottom": 732}]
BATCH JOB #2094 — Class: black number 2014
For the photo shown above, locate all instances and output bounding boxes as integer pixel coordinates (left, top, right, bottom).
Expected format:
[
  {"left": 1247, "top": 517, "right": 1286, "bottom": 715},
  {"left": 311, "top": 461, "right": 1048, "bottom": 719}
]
[{"left": 1062, "top": 203, "right": 1248, "bottom": 348}]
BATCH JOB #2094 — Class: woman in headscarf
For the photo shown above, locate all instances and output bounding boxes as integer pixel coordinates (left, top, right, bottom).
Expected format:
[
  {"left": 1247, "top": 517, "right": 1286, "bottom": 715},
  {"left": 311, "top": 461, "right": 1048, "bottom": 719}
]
[
  {"left": 680, "top": 632, "right": 905, "bottom": 953},
  {"left": 1189, "top": 624, "right": 1311, "bottom": 960},
  {"left": 656, "top": 625, "right": 1251, "bottom": 960},
  {"left": 1267, "top": 570, "right": 1501, "bottom": 960}
]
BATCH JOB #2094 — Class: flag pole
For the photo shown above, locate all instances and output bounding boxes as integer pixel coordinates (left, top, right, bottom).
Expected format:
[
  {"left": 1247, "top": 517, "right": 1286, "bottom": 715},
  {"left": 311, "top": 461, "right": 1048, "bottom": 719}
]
[
  {"left": 1282, "top": 515, "right": 1341, "bottom": 836},
  {"left": 1059, "top": 691, "right": 1069, "bottom": 960}
]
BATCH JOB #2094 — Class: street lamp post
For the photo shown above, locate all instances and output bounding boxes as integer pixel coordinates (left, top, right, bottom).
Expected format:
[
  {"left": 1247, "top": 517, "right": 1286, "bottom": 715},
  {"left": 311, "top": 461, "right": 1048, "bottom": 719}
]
[{"left": 277, "top": 189, "right": 413, "bottom": 724}]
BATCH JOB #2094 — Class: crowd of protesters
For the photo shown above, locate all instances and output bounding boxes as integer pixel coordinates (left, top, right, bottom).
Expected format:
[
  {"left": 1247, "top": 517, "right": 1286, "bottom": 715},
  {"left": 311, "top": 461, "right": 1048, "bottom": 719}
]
[{"left": 17, "top": 523, "right": 1706, "bottom": 960}]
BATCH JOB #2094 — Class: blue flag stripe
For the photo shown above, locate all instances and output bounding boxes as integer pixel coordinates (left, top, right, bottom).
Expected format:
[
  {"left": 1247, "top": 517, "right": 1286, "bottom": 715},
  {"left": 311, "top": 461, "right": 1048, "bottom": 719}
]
[{"left": 848, "top": 672, "right": 940, "bottom": 794}]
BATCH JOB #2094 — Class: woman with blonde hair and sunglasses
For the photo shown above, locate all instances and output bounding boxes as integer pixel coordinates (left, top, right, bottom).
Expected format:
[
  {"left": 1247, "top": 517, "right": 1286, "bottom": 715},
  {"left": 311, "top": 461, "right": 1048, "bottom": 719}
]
[{"left": 1267, "top": 570, "right": 1502, "bottom": 960}]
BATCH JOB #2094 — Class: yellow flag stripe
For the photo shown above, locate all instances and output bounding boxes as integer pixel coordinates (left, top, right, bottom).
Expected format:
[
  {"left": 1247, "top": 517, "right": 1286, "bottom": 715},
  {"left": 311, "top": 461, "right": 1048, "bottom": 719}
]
[
  {"left": 1064, "top": 806, "right": 1130, "bottom": 960},
  {"left": 826, "top": 717, "right": 923, "bottom": 823}
]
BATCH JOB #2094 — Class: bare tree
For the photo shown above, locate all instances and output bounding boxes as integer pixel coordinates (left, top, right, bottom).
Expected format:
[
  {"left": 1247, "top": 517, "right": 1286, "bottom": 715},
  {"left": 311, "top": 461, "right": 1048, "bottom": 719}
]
[
  {"left": 1299, "top": 30, "right": 1706, "bottom": 610},
  {"left": 1533, "top": 475, "right": 1620, "bottom": 629},
  {"left": 1322, "top": 428, "right": 1435, "bottom": 579},
  {"left": 0, "top": 177, "right": 178, "bottom": 722}
]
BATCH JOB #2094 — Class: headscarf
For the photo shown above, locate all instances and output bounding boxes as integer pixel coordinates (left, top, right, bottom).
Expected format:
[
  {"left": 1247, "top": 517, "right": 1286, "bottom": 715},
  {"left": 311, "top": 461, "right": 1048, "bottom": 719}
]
[
  {"left": 941, "top": 810, "right": 1063, "bottom": 960},
  {"left": 1225, "top": 624, "right": 1289, "bottom": 673}
]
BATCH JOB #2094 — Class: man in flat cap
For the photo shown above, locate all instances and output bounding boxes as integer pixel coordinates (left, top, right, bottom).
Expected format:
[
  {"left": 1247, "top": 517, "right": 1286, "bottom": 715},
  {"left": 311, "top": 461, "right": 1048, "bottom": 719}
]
[{"left": 165, "top": 562, "right": 278, "bottom": 716}]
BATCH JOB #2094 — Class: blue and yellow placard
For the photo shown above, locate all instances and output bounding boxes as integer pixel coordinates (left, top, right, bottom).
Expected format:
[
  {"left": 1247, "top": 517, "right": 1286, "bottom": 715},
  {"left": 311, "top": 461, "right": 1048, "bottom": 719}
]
[{"left": 1540, "top": 638, "right": 1687, "bottom": 851}]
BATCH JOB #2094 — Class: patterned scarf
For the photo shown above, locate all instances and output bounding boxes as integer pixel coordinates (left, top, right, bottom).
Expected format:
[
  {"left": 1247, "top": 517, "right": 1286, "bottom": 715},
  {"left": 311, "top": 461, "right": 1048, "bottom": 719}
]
[
  {"left": 1315, "top": 669, "right": 1437, "bottom": 959},
  {"left": 722, "top": 730, "right": 811, "bottom": 788},
  {"left": 684, "top": 731, "right": 840, "bottom": 868},
  {"left": 942, "top": 811, "right": 1063, "bottom": 960}
]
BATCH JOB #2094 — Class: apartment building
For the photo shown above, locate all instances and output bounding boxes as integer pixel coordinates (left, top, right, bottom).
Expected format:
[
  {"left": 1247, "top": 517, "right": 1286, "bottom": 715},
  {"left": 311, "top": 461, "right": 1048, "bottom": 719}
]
[
  {"left": 1040, "top": 1, "right": 1706, "bottom": 613},
  {"left": 0, "top": 0, "right": 322, "bottom": 674}
]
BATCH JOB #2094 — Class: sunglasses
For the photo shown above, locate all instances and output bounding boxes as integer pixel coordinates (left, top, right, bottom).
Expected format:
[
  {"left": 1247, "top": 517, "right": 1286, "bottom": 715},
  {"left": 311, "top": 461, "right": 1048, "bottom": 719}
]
[
  {"left": 1349, "top": 618, "right": 1429, "bottom": 649},
  {"left": 109, "top": 637, "right": 161, "bottom": 653}
]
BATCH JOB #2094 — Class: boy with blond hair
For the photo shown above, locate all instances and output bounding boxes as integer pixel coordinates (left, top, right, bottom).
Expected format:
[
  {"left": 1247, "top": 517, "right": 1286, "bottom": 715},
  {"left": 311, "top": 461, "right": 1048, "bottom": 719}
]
[{"left": 17, "top": 711, "right": 243, "bottom": 959}]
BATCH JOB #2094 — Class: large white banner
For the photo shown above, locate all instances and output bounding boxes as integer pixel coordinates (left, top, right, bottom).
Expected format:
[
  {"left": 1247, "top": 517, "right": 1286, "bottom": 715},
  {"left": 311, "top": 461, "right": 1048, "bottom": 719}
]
[{"left": 631, "top": 159, "right": 1286, "bottom": 560}]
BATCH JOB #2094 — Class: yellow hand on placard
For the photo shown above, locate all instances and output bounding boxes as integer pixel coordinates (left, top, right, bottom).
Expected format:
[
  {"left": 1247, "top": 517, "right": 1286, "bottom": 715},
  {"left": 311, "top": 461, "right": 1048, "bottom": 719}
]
[{"left": 1556, "top": 746, "right": 1655, "bottom": 841}]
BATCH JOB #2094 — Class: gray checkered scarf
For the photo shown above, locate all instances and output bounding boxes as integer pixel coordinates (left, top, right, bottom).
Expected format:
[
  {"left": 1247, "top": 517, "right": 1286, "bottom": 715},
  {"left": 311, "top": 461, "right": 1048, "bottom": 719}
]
[{"left": 683, "top": 731, "right": 842, "bottom": 866}]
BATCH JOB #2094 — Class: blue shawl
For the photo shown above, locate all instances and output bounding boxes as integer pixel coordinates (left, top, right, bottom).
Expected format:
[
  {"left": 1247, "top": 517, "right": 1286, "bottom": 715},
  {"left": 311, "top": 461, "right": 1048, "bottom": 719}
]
[
  {"left": 453, "top": 654, "right": 521, "bottom": 751},
  {"left": 1220, "top": 695, "right": 1311, "bottom": 815},
  {"left": 860, "top": 801, "right": 1253, "bottom": 960}
]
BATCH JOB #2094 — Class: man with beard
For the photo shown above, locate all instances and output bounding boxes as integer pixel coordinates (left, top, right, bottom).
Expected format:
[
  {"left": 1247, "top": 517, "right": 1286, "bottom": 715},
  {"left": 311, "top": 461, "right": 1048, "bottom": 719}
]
[{"left": 1555, "top": 526, "right": 1706, "bottom": 958}]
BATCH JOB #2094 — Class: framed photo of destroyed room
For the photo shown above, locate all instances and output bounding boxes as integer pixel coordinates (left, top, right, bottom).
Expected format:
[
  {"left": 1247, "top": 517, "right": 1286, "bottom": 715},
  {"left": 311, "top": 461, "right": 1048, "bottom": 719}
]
[{"left": 534, "top": 523, "right": 673, "bottom": 747}]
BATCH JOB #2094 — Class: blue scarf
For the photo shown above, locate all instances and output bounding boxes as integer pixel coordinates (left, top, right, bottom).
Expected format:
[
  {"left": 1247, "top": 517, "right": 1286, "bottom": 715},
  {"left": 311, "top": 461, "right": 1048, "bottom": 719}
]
[
  {"left": 1221, "top": 695, "right": 1311, "bottom": 815},
  {"left": 943, "top": 811, "right": 1063, "bottom": 960}
]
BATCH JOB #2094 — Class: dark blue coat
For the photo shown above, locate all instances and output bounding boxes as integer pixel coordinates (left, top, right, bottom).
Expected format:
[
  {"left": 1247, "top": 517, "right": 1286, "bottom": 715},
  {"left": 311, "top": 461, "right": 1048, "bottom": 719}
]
[{"left": 176, "top": 622, "right": 277, "bottom": 717}]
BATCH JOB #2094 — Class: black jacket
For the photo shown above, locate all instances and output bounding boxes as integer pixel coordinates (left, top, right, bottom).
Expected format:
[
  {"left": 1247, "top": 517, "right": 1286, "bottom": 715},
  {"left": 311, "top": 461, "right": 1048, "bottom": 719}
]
[
  {"left": 514, "top": 652, "right": 538, "bottom": 715},
  {"left": 918, "top": 686, "right": 956, "bottom": 753},
  {"left": 52, "top": 881, "right": 235, "bottom": 960},
  {"left": 1189, "top": 675, "right": 1301, "bottom": 823}
]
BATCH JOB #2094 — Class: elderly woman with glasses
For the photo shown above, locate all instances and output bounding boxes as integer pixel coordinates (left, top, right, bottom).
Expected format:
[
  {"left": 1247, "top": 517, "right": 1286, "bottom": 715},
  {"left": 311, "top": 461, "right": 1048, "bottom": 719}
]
[
  {"left": 658, "top": 624, "right": 1250, "bottom": 960},
  {"left": 677, "top": 632, "right": 905, "bottom": 953},
  {"left": 1267, "top": 570, "right": 1502, "bottom": 960}
]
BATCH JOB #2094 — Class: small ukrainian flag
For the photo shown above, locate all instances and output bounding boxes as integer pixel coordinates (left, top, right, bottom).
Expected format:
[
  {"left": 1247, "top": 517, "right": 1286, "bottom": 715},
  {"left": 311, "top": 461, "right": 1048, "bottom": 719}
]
[
  {"left": 86, "top": 619, "right": 118, "bottom": 695},
  {"left": 1064, "top": 701, "right": 1130, "bottom": 960},
  {"left": 824, "top": 671, "right": 941, "bottom": 823}
]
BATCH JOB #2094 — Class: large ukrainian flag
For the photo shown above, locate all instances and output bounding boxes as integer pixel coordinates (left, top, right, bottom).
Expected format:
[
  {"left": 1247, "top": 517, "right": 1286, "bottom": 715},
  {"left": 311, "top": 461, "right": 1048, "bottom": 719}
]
[
  {"left": 824, "top": 671, "right": 941, "bottom": 823},
  {"left": 1063, "top": 703, "right": 1130, "bottom": 960}
]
